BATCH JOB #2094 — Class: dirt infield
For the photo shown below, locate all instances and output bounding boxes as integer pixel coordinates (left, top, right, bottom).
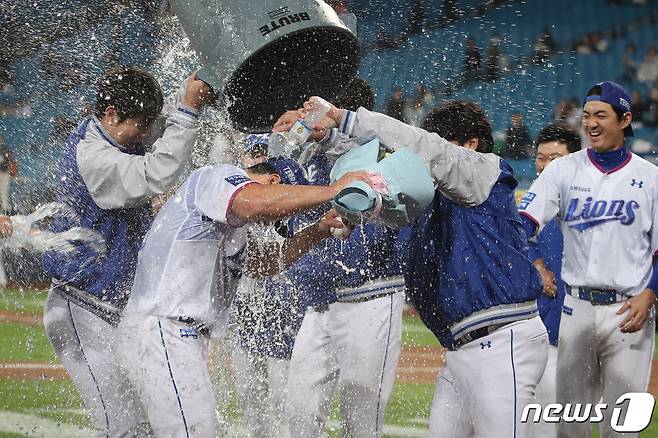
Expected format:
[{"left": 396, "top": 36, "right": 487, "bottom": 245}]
[
  {"left": 0, "top": 311, "right": 42, "bottom": 326},
  {"left": 0, "top": 362, "right": 67, "bottom": 380},
  {"left": 6, "top": 345, "right": 658, "bottom": 398},
  {"left": 396, "top": 346, "right": 443, "bottom": 385},
  {"left": 2, "top": 310, "right": 658, "bottom": 398}
]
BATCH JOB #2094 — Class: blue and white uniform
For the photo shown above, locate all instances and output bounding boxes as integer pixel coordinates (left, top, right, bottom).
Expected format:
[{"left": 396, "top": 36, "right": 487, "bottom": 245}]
[
  {"left": 528, "top": 218, "right": 565, "bottom": 438},
  {"left": 117, "top": 164, "right": 254, "bottom": 438},
  {"left": 231, "top": 265, "right": 304, "bottom": 438},
  {"left": 285, "top": 141, "right": 405, "bottom": 438},
  {"left": 42, "top": 104, "right": 199, "bottom": 438},
  {"left": 230, "top": 216, "right": 307, "bottom": 438},
  {"left": 335, "top": 107, "right": 548, "bottom": 438},
  {"left": 519, "top": 146, "right": 658, "bottom": 438}
]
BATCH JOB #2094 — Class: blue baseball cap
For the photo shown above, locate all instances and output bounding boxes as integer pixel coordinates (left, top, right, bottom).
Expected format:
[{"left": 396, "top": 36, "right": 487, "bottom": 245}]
[
  {"left": 267, "top": 158, "right": 309, "bottom": 186},
  {"left": 584, "top": 81, "right": 634, "bottom": 137},
  {"left": 243, "top": 133, "right": 271, "bottom": 152}
]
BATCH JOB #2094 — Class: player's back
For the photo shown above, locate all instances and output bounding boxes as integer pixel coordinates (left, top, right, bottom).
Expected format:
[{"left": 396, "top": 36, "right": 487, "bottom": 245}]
[
  {"left": 126, "top": 164, "right": 249, "bottom": 325},
  {"left": 405, "top": 159, "right": 542, "bottom": 348}
]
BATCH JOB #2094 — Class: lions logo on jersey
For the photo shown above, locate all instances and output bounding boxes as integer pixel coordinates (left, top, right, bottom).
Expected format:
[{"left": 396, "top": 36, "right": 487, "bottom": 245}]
[{"left": 563, "top": 197, "right": 639, "bottom": 231}]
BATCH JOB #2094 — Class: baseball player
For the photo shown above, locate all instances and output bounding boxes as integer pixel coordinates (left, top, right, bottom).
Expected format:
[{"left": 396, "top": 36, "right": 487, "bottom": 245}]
[
  {"left": 518, "top": 81, "right": 658, "bottom": 438},
  {"left": 231, "top": 270, "right": 305, "bottom": 438},
  {"left": 275, "top": 98, "right": 548, "bottom": 437},
  {"left": 281, "top": 82, "right": 405, "bottom": 438},
  {"left": 115, "top": 159, "right": 368, "bottom": 438},
  {"left": 284, "top": 220, "right": 404, "bottom": 438},
  {"left": 230, "top": 147, "right": 309, "bottom": 438},
  {"left": 526, "top": 121, "right": 581, "bottom": 438},
  {"left": 41, "top": 65, "right": 213, "bottom": 437}
]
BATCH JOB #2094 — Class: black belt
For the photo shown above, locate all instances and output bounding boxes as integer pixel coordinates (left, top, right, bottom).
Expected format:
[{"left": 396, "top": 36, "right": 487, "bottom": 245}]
[
  {"left": 52, "top": 280, "right": 122, "bottom": 327},
  {"left": 450, "top": 322, "right": 510, "bottom": 350}
]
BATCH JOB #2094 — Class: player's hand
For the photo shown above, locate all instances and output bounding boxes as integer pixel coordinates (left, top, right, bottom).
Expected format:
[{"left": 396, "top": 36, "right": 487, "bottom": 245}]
[
  {"left": 181, "top": 72, "right": 216, "bottom": 111},
  {"left": 536, "top": 264, "right": 557, "bottom": 298},
  {"left": 318, "top": 209, "right": 354, "bottom": 239},
  {"left": 302, "top": 97, "right": 343, "bottom": 140},
  {"left": 330, "top": 170, "right": 373, "bottom": 196},
  {"left": 272, "top": 97, "right": 344, "bottom": 142},
  {"left": 0, "top": 215, "right": 12, "bottom": 238},
  {"left": 617, "top": 288, "right": 657, "bottom": 333},
  {"left": 273, "top": 108, "right": 332, "bottom": 142},
  {"left": 272, "top": 109, "right": 304, "bottom": 132},
  {"left": 303, "top": 97, "right": 344, "bottom": 127},
  {"left": 151, "top": 188, "right": 176, "bottom": 217}
]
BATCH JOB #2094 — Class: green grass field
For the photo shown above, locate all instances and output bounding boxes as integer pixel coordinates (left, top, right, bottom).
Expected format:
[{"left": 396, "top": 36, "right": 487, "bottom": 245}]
[
  {"left": 402, "top": 313, "right": 440, "bottom": 349},
  {"left": 0, "top": 288, "right": 656, "bottom": 437},
  {"left": 0, "top": 289, "right": 47, "bottom": 316}
]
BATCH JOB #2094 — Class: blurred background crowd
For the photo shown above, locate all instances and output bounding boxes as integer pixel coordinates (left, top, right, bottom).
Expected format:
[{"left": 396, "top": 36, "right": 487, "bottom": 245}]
[{"left": 1, "top": 0, "right": 658, "bottom": 278}]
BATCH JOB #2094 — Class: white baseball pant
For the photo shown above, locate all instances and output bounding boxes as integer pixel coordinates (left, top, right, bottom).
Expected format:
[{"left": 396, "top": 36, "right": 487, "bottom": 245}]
[
  {"left": 429, "top": 316, "right": 548, "bottom": 438},
  {"left": 556, "top": 295, "right": 655, "bottom": 438},
  {"left": 117, "top": 313, "right": 217, "bottom": 438},
  {"left": 286, "top": 292, "right": 404, "bottom": 438},
  {"left": 530, "top": 344, "right": 558, "bottom": 438},
  {"left": 233, "top": 344, "right": 290, "bottom": 438},
  {"left": 43, "top": 289, "right": 150, "bottom": 438}
]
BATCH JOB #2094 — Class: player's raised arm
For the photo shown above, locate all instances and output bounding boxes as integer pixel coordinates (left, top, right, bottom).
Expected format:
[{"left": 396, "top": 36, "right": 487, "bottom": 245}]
[
  {"left": 229, "top": 170, "right": 370, "bottom": 223},
  {"left": 274, "top": 99, "right": 500, "bottom": 207},
  {"left": 79, "top": 71, "right": 214, "bottom": 210}
]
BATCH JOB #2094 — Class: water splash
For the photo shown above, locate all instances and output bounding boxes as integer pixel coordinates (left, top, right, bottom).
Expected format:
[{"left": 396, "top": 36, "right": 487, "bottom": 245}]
[
  {"left": 335, "top": 259, "right": 357, "bottom": 274},
  {"left": 151, "top": 11, "right": 242, "bottom": 169},
  {"left": 1, "top": 202, "right": 106, "bottom": 256}
]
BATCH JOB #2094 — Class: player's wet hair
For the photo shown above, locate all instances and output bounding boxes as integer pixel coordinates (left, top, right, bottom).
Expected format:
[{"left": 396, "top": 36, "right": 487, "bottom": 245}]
[
  {"left": 335, "top": 78, "right": 375, "bottom": 111},
  {"left": 536, "top": 121, "right": 582, "bottom": 153},
  {"left": 421, "top": 100, "right": 494, "bottom": 153},
  {"left": 247, "top": 162, "right": 278, "bottom": 176},
  {"left": 247, "top": 144, "right": 269, "bottom": 160},
  {"left": 585, "top": 85, "right": 625, "bottom": 121},
  {"left": 94, "top": 65, "right": 164, "bottom": 122}
]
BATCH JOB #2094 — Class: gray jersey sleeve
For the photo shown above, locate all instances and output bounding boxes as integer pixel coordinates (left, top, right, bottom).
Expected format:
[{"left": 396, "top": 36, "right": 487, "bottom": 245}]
[
  {"left": 339, "top": 108, "right": 502, "bottom": 207},
  {"left": 316, "top": 129, "right": 362, "bottom": 163},
  {"left": 78, "top": 108, "right": 199, "bottom": 210}
]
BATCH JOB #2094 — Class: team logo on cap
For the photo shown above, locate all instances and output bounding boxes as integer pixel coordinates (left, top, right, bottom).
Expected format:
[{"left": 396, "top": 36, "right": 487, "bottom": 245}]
[
  {"left": 281, "top": 166, "right": 298, "bottom": 184},
  {"left": 619, "top": 97, "right": 630, "bottom": 111}
]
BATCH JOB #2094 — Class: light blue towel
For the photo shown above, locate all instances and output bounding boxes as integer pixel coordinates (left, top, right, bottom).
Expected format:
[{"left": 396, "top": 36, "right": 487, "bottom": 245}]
[{"left": 330, "top": 139, "right": 435, "bottom": 229}]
